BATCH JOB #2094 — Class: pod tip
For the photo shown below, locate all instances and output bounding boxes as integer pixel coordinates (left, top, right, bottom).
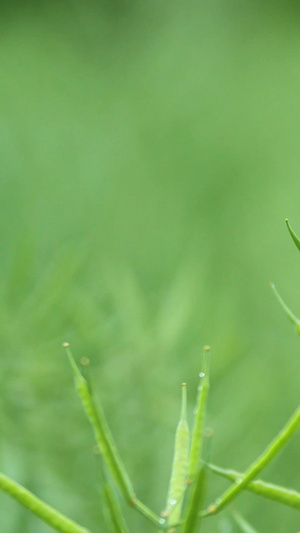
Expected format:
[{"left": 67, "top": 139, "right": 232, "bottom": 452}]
[
  {"left": 203, "top": 345, "right": 211, "bottom": 352},
  {"left": 80, "top": 357, "right": 90, "bottom": 366},
  {"left": 62, "top": 342, "right": 70, "bottom": 348}
]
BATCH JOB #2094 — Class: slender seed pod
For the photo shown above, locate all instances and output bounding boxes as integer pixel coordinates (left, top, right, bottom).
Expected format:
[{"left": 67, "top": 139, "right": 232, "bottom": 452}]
[
  {"left": 270, "top": 284, "right": 300, "bottom": 335},
  {"left": 103, "top": 482, "right": 130, "bottom": 533},
  {"left": 64, "top": 344, "right": 164, "bottom": 529},
  {"left": 232, "top": 510, "right": 260, "bottom": 533},
  {"left": 286, "top": 218, "right": 300, "bottom": 252},
  {"left": 0, "top": 472, "right": 90, "bottom": 533},
  {"left": 182, "top": 466, "right": 206, "bottom": 533},
  {"left": 165, "top": 383, "right": 190, "bottom": 529},
  {"left": 63, "top": 343, "right": 135, "bottom": 504},
  {"left": 201, "top": 405, "right": 300, "bottom": 516},
  {"left": 208, "top": 463, "right": 300, "bottom": 510},
  {"left": 188, "top": 346, "right": 211, "bottom": 483}
]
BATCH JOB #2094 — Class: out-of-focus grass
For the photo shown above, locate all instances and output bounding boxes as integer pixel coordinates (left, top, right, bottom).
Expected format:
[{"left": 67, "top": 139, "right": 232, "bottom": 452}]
[{"left": 1, "top": 2, "right": 300, "bottom": 531}]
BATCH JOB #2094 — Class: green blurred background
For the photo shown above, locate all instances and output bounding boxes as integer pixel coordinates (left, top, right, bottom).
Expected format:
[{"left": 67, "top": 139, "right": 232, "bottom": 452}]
[{"left": 1, "top": 1, "right": 300, "bottom": 532}]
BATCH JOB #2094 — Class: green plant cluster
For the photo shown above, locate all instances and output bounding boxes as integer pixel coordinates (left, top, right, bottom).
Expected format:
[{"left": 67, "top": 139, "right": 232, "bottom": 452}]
[{"left": 1, "top": 220, "right": 300, "bottom": 533}]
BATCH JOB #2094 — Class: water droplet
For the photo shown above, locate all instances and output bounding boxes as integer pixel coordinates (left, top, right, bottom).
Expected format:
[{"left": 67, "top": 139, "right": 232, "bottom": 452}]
[
  {"left": 199, "top": 372, "right": 205, "bottom": 378},
  {"left": 159, "top": 518, "right": 166, "bottom": 525},
  {"left": 215, "top": 498, "right": 222, "bottom": 505},
  {"left": 170, "top": 498, "right": 177, "bottom": 506}
]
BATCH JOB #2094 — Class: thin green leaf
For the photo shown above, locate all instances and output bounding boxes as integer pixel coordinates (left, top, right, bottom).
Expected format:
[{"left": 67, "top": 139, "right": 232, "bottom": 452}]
[
  {"left": 208, "top": 463, "right": 300, "bottom": 510},
  {"left": 0, "top": 472, "right": 90, "bottom": 533},
  {"left": 270, "top": 284, "right": 300, "bottom": 335},
  {"left": 232, "top": 510, "right": 260, "bottom": 533},
  {"left": 286, "top": 219, "right": 300, "bottom": 252},
  {"left": 165, "top": 383, "right": 190, "bottom": 529},
  {"left": 201, "top": 405, "right": 300, "bottom": 516},
  {"left": 188, "top": 346, "right": 210, "bottom": 483}
]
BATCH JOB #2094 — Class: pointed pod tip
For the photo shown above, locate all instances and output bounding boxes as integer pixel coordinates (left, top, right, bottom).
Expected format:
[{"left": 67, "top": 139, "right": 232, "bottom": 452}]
[
  {"left": 62, "top": 343, "right": 82, "bottom": 379},
  {"left": 203, "top": 345, "right": 211, "bottom": 352},
  {"left": 285, "top": 218, "right": 300, "bottom": 252},
  {"left": 181, "top": 382, "right": 187, "bottom": 387}
]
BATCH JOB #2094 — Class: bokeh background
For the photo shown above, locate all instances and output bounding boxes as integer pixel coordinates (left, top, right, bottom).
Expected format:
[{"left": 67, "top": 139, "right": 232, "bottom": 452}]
[{"left": 1, "top": 1, "right": 300, "bottom": 532}]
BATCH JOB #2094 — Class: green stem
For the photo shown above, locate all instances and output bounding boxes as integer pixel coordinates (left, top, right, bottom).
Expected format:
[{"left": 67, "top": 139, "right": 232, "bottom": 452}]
[
  {"left": 201, "top": 405, "right": 300, "bottom": 516},
  {"left": 0, "top": 472, "right": 90, "bottom": 533},
  {"left": 182, "top": 466, "right": 206, "bottom": 533},
  {"left": 132, "top": 499, "right": 166, "bottom": 528},
  {"left": 207, "top": 463, "right": 300, "bottom": 510}
]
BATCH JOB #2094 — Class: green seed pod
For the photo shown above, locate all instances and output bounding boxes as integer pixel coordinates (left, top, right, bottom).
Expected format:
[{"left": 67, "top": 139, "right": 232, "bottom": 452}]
[
  {"left": 64, "top": 344, "right": 163, "bottom": 529},
  {"left": 63, "top": 343, "right": 135, "bottom": 504},
  {"left": 182, "top": 466, "right": 206, "bottom": 533},
  {"left": 188, "top": 346, "right": 210, "bottom": 483},
  {"left": 165, "top": 383, "right": 190, "bottom": 528},
  {"left": 0, "top": 472, "right": 90, "bottom": 533},
  {"left": 103, "top": 482, "right": 130, "bottom": 533},
  {"left": 208, "top": 463, "right": 300, "bottom": 510},
  {"left": 286, "top": 218, "right": 300, "bottom": 252}
]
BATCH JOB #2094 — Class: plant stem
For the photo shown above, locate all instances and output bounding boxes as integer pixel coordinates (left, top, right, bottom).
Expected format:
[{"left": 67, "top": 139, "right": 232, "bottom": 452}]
[
  {"left": 207, "top": 463, "right": 300, "bottom": 510},
  {"left": 201, "top": 405, "right": 300, "bottom": 516},
  {"left": 0, "top": 472, "right": 90, "bottom": 533},
  {"left": 182, "top": 466, "right": 206, "bottom": 533}
]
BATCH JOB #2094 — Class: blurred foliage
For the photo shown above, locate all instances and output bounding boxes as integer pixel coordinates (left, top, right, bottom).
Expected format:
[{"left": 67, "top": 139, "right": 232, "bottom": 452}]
[{"left": 1, "top": 1, "right": 300, "bottom": 531}]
